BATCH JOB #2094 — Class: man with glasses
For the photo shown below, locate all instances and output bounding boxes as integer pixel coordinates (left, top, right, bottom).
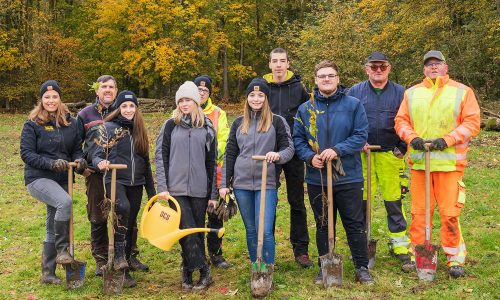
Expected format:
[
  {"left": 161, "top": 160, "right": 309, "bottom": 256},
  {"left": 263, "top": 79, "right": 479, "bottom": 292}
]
[
  {"left": 294, "top": 60, "right": 374, "bottom": 284},
  {"left": 395, "top": 50, "right": 480, "bottom": 278},
  {"left": 193, "top": 75, "right": 231, "bottom": 269},
  {"left": 263, "top": 48, "right": 312, "bottom": 268},
  {"left": 348, "top": 52, "right": 412, "bottom": 272}
]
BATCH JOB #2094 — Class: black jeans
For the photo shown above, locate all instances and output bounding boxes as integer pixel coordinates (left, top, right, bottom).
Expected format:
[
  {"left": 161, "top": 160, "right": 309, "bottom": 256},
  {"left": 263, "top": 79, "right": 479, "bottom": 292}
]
[
  {"left": 206, "top": 211, "right": 223, "bottom": 255},
  {"left": 307, "top": 182, "right": 368, "bottom": 269},
  {"left": 276, "top": 155, "right": 309, "bottom": 256},
  {"left": 85, "top": 172, "right": 108, "bottom": 263},
  {"left": 174, "top": 196, "right": 209, "bottom": 271}
]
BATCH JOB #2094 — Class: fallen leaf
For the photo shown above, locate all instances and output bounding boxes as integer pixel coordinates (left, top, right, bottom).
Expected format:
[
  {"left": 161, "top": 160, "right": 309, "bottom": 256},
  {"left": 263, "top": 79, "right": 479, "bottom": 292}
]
[
  {"left": 225, "top": 289, "right": 238, "bottom": 296},
  {"left": 464, "top": 288, "right": 473, "bottom": 293},
  {"left": 219, "top": 287, "right": 229, "bottom": 294},
  {"left": 395, "top": 277, "right": 403, "bottom": 288}
]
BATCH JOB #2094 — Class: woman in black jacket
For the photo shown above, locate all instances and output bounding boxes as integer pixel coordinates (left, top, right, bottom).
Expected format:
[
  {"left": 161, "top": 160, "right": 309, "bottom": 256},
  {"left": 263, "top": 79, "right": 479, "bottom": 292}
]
[
  {"left": 20, "top": 80, "right": 86, "bottom": 285},
  {"left": 92, "top": 91, "right": 156, "bottom": 287}
]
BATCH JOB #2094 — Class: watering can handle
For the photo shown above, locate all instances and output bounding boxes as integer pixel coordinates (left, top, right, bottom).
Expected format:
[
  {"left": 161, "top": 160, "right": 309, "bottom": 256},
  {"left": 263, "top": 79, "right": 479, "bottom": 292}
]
[{"left": 144, "top": 194, "right": 181, "bottom": 213}]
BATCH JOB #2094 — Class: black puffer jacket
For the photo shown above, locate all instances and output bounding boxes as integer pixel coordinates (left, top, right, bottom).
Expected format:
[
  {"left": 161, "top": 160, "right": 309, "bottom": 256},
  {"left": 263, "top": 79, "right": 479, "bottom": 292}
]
[
  {"left": 91, "top": 116, "right": 155, "bottom": 198},
  {"left": 20, "top": 115, "right": 83, "bottom": 185}
]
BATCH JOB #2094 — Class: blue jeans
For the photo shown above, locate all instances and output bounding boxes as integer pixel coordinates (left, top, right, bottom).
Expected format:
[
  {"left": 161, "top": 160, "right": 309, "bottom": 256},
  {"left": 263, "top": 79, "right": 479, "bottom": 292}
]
[{"left": 234, "top": 189, "right": 277, "bottom": 264}]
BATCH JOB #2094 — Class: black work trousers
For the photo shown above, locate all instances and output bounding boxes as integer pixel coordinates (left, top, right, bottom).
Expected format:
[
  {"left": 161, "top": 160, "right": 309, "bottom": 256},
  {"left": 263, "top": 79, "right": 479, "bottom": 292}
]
[
  {"left": 307, "top": 182, "right": 368, "bottom": 269},
  {"left": 206, "top": 211, "right": 223, "bottom": 255},
  {"left": 276, "top": 155, "right": 309, "bottom": 256},
  {"left": 85, "top": 172, "right": 108, "bottom": 263},
  {"left": 174, "top": 195, "right": 209, "bottom": 271}
]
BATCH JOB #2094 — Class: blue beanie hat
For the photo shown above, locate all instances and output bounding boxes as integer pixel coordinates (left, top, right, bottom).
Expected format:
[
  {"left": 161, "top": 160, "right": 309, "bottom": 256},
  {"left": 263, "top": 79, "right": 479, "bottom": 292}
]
[
  {"left": 246, "top": 77, "right": 270, "bottom": 98},
  {"left": 39, "top": 80, "right": 62, "bottom": 98}
]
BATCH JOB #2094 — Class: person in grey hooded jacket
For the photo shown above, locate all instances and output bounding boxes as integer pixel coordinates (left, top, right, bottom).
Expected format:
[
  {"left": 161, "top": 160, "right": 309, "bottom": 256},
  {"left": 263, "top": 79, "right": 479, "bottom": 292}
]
[
  {"left": 155, "top": 81, "right": 217, "bottom": 292},
  {"left": 219, "top": 78, "right": 294, "bottom": 288}
]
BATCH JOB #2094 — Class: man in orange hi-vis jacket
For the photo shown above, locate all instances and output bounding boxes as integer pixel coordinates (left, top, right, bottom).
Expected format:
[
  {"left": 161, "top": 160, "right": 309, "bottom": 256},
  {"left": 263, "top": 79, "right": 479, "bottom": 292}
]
[{"left": 395, "top": 50, "right": 480, "bottom": 278}]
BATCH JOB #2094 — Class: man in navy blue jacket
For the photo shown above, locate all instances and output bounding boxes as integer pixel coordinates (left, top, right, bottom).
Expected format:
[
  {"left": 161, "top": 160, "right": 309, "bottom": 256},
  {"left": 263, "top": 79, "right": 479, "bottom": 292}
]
[
  {"left": 348, "top": 52, "right": 412, "bottom": 272},
  {"left": 293, "top": 60, "right": 374, "bottom": 285}
]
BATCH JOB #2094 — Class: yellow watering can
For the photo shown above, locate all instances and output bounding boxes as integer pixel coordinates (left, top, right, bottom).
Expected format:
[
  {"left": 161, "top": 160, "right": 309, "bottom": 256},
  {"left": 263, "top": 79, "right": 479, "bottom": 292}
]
[{"left": 140, "top": 195, "right": 225, "bottom": 251}]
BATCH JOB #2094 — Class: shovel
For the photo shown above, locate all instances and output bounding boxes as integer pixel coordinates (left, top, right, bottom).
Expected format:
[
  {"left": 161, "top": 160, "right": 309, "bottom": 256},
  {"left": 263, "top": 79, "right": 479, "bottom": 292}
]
[
  {"left": 64, "top": 162, "right": 86, "bottom": 289},
  {"left": 320, "top": 161, "right": 343, "bottom": 287},
  {"left": 415, "top": 143, "right": 438, "bottom": 281},
  {"left": 250, "top": 155, "right": 273, "bottom": 298},
  {"left": 366, "top": 145, "right": 381, "bottom": 269},
  {"left": 102, "top": 164, "right": 128, "bottom": 295}
]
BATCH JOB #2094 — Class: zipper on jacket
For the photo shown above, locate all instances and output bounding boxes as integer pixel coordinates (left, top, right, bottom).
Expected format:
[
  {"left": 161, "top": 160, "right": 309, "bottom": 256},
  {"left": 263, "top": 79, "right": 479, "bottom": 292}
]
[
  {"left": 130, "top": 134, "right": 135, "bottom": 185},
  {"left": 251, "top": 112, "right": 256, "bottom": 189},
  {"left": 376, "top": 91, "right": 380, "bottom": 144},
  {"left": 188, "top": 128, "right": 191, "bottom": 195}
]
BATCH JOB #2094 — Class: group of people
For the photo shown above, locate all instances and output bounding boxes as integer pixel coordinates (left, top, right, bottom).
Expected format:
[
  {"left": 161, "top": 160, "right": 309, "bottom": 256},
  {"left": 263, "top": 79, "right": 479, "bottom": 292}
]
[{"left": 21, "top": 47, "right": 480, "bottom": 294}]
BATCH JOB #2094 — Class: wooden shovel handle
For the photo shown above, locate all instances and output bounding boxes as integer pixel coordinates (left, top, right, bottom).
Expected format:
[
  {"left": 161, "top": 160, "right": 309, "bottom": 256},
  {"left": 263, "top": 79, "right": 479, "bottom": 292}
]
[
  {"left": 67, "top": 162, "right": 76, "bottom": 256},
  {"left": 366, "top": 145, "right": 381, "bottom": 150},
  {"left": 424, "top": 143, "right": 432, "bottom": 242},
  {"left": 251, "top": 155, "right": 266, "bottom": 161},
  {"left": 327, "top": 162, "right": 335, "bottom": 253},
  {"left": 253, "top": 156, "right": 268, "bottom": 261}
]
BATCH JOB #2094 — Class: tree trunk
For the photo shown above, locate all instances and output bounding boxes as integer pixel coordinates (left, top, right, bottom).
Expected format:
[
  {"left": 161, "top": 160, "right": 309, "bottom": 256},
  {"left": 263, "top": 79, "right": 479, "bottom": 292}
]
[
  {"left": 237, "top": 41, "right": 244, "bottom": 99},
  {"left": 222, "top": 46, "right": 229, "bottom": 100}
]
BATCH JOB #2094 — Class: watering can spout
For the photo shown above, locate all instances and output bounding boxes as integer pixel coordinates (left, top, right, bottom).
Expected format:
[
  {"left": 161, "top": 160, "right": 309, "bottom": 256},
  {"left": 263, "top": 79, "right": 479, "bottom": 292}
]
[{"left": 140, "top": 195, "right": 226, "bottom": 251}]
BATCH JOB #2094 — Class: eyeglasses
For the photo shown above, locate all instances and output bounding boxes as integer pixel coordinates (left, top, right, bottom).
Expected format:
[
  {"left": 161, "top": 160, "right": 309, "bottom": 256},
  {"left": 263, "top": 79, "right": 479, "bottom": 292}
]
[
  {"left": 425, "top": 61, "right": 445, "bottom": 68},
  {"left": 367, "top": 64, "right": 389, "bottom": 71},
  {"left": 198, "top": 88, "right": 209, "bottom": 94},
  {"left": 316, "top": 74, "right": 338, "bottom": 80}
]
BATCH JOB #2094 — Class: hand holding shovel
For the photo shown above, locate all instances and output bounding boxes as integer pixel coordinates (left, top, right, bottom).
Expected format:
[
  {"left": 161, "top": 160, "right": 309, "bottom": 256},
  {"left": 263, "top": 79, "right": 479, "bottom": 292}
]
[{"left": 366, "top": 145, "right": 381, "bottom": 269}]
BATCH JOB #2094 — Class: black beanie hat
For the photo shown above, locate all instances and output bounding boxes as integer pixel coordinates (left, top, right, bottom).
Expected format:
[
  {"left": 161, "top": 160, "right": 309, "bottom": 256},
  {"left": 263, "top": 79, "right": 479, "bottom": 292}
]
[
  {"left": 193, "top": 75, "right": 212, "bottom": 95},
  {"left": 115, "top": 90, "right": 139, "bottom": 108},
  {"left": 39, "top": 80, "right": 62, "bottom": 98},
  {"left": 246, "top": 77, "right": 270, "bottom": 98}
]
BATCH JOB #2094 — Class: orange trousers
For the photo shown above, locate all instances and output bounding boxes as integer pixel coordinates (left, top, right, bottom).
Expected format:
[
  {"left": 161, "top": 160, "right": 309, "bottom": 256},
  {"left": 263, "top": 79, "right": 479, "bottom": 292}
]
[{"left": 409, "top": 170, "right": 466, "bottom": 266}]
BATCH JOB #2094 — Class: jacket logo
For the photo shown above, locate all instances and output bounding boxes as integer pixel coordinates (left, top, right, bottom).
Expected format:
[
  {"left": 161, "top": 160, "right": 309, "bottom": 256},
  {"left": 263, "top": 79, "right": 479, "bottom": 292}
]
[
  {"left": 200, "top": 81, "right": 206, "bottom": 86},
  {"left": 254, "top": 86, "right": 260, "bottom": 91},
  {"left": 160, "top": 211, "right": 170, "bottom": 221},
  {"left": 44, "top": 126, "right": 54, "bottom": 131}
]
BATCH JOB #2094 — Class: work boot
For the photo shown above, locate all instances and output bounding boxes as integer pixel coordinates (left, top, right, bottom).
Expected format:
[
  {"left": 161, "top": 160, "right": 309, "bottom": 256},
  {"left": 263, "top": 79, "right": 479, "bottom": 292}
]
[
  {"left": 448, "top": 265, "right": 465, "bottom": 278},
  {"left": 295, "top": 254, "right": 313, "bottom": 268},
  {"left": 113, "top": 242, "right": 129, "bottom": 271},
  {"left": 54, "top": 220, "right": 73, "bottom": 264},
  {"left": 210, "top": 254, "right": 230, "bottom": 269},
  {"left": 396, "top": 254, "right": 415, "bottom": 273},
  {"left": 192, "top": 264, "right": 213, "bottom": 291},
  {"left": 129, "top": 255, "right": 149, "bottom": 272},
  {"left": 41, "top": 242, "right": 62, "bottom": 285},
  {"left": 314, "top": 269, "right": 323, "bottom": 285},
  {"left": 123, "top": 270, "right": 137, "bottom": 288},
  {"left": 94, "top": 260, "right": 106, "bottom": 276},
  {"left": 181, "top": 266, "right": 194, "bottom": 291},
  {"left": 355, "top": 266, "right": 374, "bottom": 285}
]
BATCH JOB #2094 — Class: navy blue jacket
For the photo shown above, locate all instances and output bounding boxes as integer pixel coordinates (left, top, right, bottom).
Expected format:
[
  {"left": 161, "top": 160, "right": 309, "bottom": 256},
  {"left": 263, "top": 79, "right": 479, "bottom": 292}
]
[
  {"left": 293, "top": 87, "right": 368, "bottom": 186},
  {"left": 91, "top": 117, "right": 156, "bottom": 198},
  {"left": 348, "top": 80, "right": 406, "bottom": 153},
  {"left": 21, "top": 115, "right": 83, "bottom": 185}
]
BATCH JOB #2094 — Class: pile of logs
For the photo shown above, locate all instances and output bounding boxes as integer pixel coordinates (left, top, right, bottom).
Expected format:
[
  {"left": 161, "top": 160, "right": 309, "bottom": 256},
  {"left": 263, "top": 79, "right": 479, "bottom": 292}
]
[{"left": 482, "top": 110, "right": 500, "bottom": 131}]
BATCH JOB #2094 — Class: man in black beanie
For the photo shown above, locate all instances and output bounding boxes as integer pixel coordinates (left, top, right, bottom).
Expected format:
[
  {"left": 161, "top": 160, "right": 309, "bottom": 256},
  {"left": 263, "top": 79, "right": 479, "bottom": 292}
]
[{"left": 263, "top": 48, "right": 312, "bottom": 268}]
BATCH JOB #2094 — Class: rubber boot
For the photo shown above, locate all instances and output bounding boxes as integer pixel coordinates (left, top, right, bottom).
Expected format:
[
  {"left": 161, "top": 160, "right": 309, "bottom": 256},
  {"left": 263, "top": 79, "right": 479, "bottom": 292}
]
[
  {"left": 129, "top": 226, "right": 149, "bottom": 272},
  {"left": 123, "top": 270, "right": 137, "bottom": 288},
  {"left": 113, "top": 242, "right": 129, "bottom": 271},
  {"left": 54, "top": 220, "right": 73, "bottom": 264},
  {"left": 181, "top": 265, "right": 194, "bottom": 291},
  {"left": 41, "top": 242, "right": 62, "bottom": 284},
  {"left": 192, "top": 264, "right": 213, "bottom": 291}
]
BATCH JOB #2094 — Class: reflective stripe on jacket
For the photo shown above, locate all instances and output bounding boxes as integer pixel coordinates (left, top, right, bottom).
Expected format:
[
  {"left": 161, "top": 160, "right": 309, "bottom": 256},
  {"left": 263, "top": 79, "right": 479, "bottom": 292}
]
[{"left": 395, "top": 75, "right": 480, "bottom": 171}]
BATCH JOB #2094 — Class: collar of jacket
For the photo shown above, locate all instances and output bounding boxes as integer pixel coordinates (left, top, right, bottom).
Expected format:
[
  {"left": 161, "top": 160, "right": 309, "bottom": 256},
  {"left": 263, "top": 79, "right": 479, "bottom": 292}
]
[
  {"left": 202, "top": 97, "right": 214, "bottom": 113},
  {"left": 368, "top": 80, "right": 391, "bottom": 92},
  {"left": 423, "top": 74, "right": 450, "bottom": 89},
  {"left": 263, "top": 70, "right": 297, "bottom": 85},
  {"left": 313, "top": 85, "right": 347, "bottom": 102},
  {"left": 93, "top": 98, "right": 113, "bottom": 116}
]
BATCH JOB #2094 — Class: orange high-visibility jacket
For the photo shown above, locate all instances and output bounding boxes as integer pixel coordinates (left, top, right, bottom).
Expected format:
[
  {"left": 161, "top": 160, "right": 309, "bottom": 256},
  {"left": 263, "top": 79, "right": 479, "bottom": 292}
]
[{"left": 395, "top": 75, "right": 480, "bottom": 171}]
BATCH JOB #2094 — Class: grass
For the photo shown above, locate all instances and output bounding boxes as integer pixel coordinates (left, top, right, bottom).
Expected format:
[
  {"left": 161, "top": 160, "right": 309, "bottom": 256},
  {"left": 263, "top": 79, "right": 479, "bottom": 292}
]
[{"left": 0, "top": 112, "right": 499, "bottom": 299}]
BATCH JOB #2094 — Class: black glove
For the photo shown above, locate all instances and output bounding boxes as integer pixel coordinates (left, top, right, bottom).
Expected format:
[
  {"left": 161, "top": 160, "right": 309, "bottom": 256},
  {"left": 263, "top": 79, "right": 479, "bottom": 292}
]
[
  {"left": 431, "top": 138, "right": 448, "bottom": 151},
  {"left": 410, "top": 137, "right": 425, "bottom": 150},
  {"left": 75, "top": 158, "right": 88, "bottom": 175},
  {"left": 331, "top": 158, "right": 345, "bottom": 182},
  {"left": 51, "top": 159, "right": 69, "bottom": 172},
  {"left": 207, "top": 200, "right": 217, "bottom": 215}
]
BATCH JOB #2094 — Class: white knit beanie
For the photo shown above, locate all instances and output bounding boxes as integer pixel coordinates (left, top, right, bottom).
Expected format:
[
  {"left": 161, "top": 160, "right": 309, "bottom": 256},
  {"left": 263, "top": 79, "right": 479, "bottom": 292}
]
[{"left": 175, "top": 81, "right": 201, "bottom": 105}]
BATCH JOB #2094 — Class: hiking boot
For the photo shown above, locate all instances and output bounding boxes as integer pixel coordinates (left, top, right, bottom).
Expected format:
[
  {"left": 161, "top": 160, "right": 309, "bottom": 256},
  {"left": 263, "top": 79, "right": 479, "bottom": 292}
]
[
  {"left": 94, "top": 260, "right": 106, "bottom": 276},
  {"left": 123, "top": 270, "right": 137, "bottom": 288},
  {"left": 129, "top": 255, "right": 149, "bottom": 272},
  {"left": 396, "top": 254, "right": 415, "bottom": 273},
  {"left": 355, "top": 266, "right": 374, "bottom": 285},
  {"left": 54, "top": 221, "right": 73, "bottom": 265},
  {"left": 210, "top": 254, "right": 230, "bottom": 269},
  {"left": 448, "top": 265, "right": 465, "bottom": 278},
  {"left": 192, "top": 264, "right": 213, "bottom": 291},
  {"left": 181, "top": 266, "right": 194, "bottom": 291},
  {"left": 113, "top": 242, "right": 129, "bottom": 271},
  {"left": 314, "top": 270, "right": 323, "bottom": 285},
  {"left": 41, "top": 242, "right": 62, "bottom": 285},
  {"left": 295, "top": 254, "right": 313, "bottom": 268}
]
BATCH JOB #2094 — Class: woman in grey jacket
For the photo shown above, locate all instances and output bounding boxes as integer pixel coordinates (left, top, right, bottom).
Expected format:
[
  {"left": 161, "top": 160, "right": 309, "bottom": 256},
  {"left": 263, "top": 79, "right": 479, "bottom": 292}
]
[
  {"left": 219, "top": 78, "right": 294, "bottom": 277},
  {"left": 155, "top": 81, "right": 217, "bottom": 291}
]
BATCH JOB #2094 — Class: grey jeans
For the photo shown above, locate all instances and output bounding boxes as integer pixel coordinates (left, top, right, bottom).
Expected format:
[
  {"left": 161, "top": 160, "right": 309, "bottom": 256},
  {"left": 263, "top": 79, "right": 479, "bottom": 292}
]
[{"left": 27, "top": 178, "right": 71, "bottom": 243}]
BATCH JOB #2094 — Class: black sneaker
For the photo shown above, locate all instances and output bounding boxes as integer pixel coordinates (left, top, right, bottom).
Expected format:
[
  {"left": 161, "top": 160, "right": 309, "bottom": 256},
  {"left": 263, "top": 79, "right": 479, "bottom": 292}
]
[
  {"left": 295, "top": 255, "right": 313, "bottom": 268},
  {"left": 355, "top": 266, "right": 374, "bottom": 285},
  {"left": 129, "top": 256, "right": 149, "bottom": 272},
  {"left": 210, "top": 254, "right": 230, "bottom": 269},
  {"left": 314, "top": 270, "right": 323, "bottom": 285},
  {"left": 123, "top": 270, "right": 137, "bottom": 288},
  {"left": 448, "top": 265, "right": 465, "bottom": 278},
  {"left": 396, "top": 254, "right": 415, "bottom": 273},
  {"left": 94, "top": 261, "right": 106, "bottom": 277}
]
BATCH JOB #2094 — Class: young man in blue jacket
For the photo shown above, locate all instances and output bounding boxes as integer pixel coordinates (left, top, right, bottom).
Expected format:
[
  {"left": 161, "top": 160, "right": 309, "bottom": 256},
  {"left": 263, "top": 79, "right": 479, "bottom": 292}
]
[
  {"left": 293, "top": 60, "right": 374, "bottom": 284},
  {"left": 348, "top": 52, "right": 412, "bottom": 272}
]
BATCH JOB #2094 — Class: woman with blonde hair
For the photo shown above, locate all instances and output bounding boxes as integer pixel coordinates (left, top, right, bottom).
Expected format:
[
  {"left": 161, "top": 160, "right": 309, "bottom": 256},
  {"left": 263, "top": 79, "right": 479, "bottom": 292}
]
[
  {"left": 219, "top": 78, "right": 294, "bottom": 296},
  {"left": 20, "top": 80, "right": 87, "bottom": 285},
  {"left": 155, "top": 81, "right": 218, "bottom": 291}
]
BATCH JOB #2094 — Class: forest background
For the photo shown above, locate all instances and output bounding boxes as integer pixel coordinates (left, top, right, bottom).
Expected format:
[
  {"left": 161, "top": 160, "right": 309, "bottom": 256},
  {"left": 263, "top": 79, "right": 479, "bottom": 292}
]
[{"left": 0, "top": 0, "right": 498, "bottom": 109}]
